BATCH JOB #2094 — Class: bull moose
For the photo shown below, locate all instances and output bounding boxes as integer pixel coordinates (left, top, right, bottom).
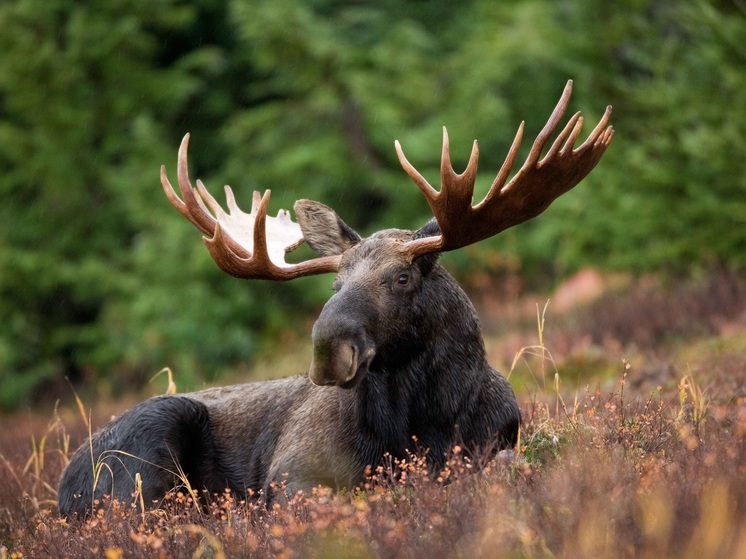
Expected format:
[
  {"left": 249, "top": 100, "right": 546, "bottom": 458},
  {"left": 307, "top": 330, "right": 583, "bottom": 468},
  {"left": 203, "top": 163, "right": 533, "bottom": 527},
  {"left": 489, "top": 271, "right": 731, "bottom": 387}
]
[{"left": 58, "top": 80, "right": 613, "bottom": 518}]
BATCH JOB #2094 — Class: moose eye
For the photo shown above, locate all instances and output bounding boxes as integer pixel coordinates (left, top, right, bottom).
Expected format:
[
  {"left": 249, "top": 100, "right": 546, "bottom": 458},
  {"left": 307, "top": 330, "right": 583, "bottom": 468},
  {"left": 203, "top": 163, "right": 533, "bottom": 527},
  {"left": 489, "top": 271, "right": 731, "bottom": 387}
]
[{"left": 396, "top": 273, "right": 410, "bottom": 286}]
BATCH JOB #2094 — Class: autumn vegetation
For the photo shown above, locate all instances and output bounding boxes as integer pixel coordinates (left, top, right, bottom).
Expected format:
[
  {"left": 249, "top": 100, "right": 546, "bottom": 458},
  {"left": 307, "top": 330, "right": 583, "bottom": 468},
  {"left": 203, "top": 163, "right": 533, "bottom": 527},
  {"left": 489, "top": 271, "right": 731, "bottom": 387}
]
[{"left": 2, "top": 272, "right": 744, "bottom": 558}]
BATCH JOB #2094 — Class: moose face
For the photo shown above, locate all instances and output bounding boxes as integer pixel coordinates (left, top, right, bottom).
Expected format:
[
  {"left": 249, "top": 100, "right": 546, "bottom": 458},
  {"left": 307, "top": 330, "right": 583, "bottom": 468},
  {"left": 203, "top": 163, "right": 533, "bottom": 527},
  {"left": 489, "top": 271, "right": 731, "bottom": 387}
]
[
  {"left": 293, "top": 201, "right": 438, "bottom": 387},
  {"left": 308, "top": 231, "right": 437, "bottom": 387}
]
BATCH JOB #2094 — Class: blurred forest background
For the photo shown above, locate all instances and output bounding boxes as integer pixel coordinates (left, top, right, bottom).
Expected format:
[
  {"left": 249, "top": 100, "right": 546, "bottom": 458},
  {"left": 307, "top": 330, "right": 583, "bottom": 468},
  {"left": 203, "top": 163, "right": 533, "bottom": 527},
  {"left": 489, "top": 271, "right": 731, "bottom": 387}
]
[{"left": 0, "top": 0, "right": 744, "bottom": 410}]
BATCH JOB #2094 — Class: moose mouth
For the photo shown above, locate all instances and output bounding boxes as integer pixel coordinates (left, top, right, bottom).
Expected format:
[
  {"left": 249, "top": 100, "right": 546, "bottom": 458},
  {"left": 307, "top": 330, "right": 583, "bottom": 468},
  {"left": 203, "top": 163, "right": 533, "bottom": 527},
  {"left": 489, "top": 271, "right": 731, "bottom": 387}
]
[{"left": 309, "top": 341, "right": 376, "bottom": 388}]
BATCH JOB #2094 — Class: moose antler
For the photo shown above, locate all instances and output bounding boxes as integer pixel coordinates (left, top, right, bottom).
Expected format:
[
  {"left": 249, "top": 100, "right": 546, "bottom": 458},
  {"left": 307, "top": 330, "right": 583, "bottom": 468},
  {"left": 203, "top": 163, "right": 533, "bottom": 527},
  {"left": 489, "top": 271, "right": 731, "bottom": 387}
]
[
  {"left": 160, "top": 134, "right": 341, "bottom": 280},
  {"left": 395, "top": 80, "right": 614, "bottom": 260},
  {"left": 162, "top": 81, "right": 611, "bottom": 279}
]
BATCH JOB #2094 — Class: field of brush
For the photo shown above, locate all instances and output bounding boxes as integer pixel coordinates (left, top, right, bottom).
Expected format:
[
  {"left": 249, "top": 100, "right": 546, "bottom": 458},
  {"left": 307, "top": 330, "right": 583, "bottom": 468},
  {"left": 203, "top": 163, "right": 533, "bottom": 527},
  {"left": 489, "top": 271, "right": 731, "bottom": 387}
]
[{"left": 1, "top": 270, "right": 745, "bottom": 558}]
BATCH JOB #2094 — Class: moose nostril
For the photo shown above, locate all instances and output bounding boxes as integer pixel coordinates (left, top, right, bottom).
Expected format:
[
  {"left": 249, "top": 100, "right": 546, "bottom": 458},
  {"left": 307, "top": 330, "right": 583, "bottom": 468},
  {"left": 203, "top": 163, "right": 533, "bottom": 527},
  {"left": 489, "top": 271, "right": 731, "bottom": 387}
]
[{"left": 308, "top": 340, "right": 360, "bottom": 387}]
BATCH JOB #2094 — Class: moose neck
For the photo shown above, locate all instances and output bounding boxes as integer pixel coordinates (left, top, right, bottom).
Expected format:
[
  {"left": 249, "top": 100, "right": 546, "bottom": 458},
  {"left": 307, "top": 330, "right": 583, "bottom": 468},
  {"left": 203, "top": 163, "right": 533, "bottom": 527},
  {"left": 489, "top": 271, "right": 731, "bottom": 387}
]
[{"left": 354, "top": 264, "right": 489, "bottom": 456}]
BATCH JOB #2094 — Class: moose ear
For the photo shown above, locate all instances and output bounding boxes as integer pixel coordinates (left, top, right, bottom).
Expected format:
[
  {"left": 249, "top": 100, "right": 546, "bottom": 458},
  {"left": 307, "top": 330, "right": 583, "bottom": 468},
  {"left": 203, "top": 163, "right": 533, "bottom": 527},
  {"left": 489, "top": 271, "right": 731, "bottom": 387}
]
[
  {"left": 294, "top": 200, "right": 361, "bottom": 257},
  {"left": 415, "top": 218, "right": 441, "bottom": 240}
]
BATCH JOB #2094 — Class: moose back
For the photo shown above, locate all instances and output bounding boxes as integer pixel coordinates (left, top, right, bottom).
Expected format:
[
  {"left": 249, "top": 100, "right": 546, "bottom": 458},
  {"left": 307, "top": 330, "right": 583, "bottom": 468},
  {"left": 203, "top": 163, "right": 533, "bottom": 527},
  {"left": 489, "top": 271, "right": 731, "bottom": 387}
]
[{"left": 58, "top": 80, "right": 612, "bottom": 518}]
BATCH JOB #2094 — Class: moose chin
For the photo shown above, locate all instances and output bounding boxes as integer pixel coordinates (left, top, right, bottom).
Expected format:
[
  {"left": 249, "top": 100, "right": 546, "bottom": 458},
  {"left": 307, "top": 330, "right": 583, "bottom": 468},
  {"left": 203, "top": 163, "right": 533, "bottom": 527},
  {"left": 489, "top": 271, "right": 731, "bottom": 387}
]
[{"left": 58, "top": 80, "right": 613, "bottom": 519}]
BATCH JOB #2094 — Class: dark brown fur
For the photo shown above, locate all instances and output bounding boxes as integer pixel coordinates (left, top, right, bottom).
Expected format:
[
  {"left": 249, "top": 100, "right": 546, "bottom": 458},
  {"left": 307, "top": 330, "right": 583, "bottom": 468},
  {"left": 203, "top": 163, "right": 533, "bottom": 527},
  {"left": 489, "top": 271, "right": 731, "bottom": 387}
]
[{"left": 58, "top": 205, "right": 520, "bottom": 518}]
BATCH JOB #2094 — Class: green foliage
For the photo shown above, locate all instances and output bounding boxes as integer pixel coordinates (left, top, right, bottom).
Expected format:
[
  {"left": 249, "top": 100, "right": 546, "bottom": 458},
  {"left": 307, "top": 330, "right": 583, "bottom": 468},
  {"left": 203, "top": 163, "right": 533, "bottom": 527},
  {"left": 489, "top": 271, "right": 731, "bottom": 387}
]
[
  {"left": 0, "top": 0, "right": 744, "bottom": 407},
  {"left": 0, "top": 0, "right": 245, "bottom": 404},
  {"left": 544, "top": 0, "right": 746, "bottom": 274}
]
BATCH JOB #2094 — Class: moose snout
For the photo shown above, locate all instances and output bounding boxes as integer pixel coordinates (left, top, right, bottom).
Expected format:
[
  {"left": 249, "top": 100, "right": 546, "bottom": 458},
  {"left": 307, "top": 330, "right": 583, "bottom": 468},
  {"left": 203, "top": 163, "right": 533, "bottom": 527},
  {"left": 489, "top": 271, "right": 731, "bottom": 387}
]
[
  {"left": 309, "top": 341, "right": 358, "bottom": 386},
  {"left": 308, "top": 336, "right": 376, "bottom": 387},
  {"left": 308, "top": 290, "right": 377, "bottom": 387}
]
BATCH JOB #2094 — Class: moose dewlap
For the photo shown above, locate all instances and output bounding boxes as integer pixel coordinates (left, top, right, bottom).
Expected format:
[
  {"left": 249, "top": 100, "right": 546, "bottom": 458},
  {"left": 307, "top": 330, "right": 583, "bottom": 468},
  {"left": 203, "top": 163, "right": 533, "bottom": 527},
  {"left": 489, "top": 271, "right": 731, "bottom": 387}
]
[{"left": 58, "top": 80, "right": 613, "bottom": 518}]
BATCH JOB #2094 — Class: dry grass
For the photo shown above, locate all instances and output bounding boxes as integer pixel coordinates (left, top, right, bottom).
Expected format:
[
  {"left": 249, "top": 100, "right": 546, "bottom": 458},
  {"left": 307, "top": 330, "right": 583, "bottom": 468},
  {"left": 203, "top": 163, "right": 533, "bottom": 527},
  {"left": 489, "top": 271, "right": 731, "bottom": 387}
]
[{"left": 1, "top": 273, "right": 745, "bottom": 558}]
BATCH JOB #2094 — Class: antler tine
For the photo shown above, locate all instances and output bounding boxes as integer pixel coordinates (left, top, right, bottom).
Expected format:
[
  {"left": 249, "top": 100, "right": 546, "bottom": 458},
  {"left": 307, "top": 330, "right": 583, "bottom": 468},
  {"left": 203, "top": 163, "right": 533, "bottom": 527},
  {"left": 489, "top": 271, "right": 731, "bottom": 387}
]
[
  {"left": 544, "top": 111, "right": 582, "bottom": 162},
  {"left": 173, "top": 134, "right": 218, "bottom": 235},
  {"left": 394, "top": 140, "right": 437, "bottom": 200},
  {"left": 482, "top": 121, "right": 524, "bottom": 205},
  {"left": 250, "top": 188, "right": 272, "bottom": 266},
  {"left": 524, "top": 79, "right": 574, "bottom": 168},
  {"left": 560, "top": 114, "right": 585, "bottom": 155},
  {"left": 162, "top": 134, "right": 341, "bottom": 280},
  {"left": 442, "top": 127, "right": 480, "bottom": 198},
  {"left": 195, "top": 179, "right": 224, "bottom": 217},
  {"left": 399, "top": 80, "right": 613, "bottom": 261},
  {"left": 440, "top": 127, "right": 480, "bottom": 184},
  {"left": 437, "top": 128, "right": 480, "bottom": 246},
  {"left": 160, "top": 165, "right": 183, "bottom": 211},
  {"left": 581, "top": 104, "right": 613, "bottom": 150}
]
